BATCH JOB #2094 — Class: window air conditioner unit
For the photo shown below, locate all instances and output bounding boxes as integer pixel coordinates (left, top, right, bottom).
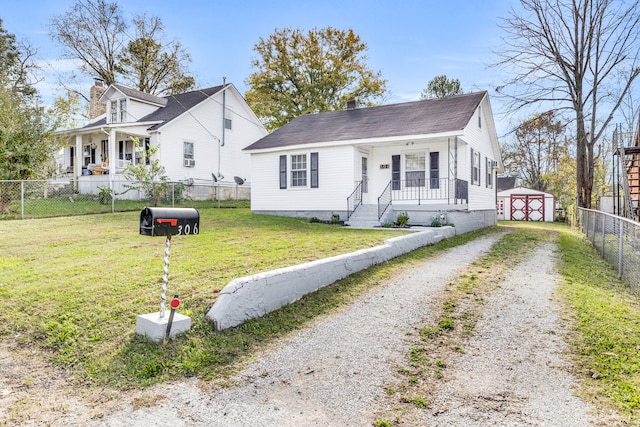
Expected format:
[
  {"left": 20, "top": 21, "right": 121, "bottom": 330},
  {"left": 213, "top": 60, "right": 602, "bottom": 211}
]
[{"left": 184, "top": 158, "right": 195, "bottom": 167}]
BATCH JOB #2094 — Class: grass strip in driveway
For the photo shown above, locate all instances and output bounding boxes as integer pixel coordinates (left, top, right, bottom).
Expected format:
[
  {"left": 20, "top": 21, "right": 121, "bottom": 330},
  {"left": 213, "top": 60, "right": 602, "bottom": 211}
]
[{"left": 375, "top": 221, "right": 640, "bottom": 425}]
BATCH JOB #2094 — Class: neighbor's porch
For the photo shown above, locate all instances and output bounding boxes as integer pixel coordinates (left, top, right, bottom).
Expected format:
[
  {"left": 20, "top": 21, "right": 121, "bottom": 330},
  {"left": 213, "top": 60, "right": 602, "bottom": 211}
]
[{"left": 60, "top": 129, "right": 150, "bottom": 178}]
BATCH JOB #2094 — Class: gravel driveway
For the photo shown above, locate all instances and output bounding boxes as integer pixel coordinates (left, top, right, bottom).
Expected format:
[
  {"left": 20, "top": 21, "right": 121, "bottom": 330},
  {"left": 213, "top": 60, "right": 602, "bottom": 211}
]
[
  {"left": 3, "top": 232, "right": 603, "bottom": 426},
  {"left": 85, "top": 232, "right": 598, "bottom": 426}
]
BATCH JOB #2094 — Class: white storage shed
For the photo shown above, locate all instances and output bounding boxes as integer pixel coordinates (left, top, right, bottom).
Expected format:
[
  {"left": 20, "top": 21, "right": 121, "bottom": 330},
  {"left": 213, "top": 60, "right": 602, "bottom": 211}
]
[{"left": 497, "top": 187, "right": 555, "bottom": 222}]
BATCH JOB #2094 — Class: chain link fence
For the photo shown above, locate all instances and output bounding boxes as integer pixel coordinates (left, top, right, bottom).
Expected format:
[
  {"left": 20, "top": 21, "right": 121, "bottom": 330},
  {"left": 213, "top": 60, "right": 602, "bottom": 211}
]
[
  {"left": 576, "top": 207, "right": 640, "bottom": 294},
  {"left": 0, "top": 178, "right": 250, "bottom": 220}
]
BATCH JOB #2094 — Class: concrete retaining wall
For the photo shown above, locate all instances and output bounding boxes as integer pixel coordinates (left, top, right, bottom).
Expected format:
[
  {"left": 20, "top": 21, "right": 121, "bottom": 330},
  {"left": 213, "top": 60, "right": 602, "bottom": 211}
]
[{"left": 207, "top": 227, "right": 456, "bottom": 330}]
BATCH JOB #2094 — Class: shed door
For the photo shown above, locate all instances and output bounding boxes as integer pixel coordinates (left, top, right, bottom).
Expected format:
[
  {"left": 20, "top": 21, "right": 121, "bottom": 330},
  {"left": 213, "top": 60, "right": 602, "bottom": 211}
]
[{"left": 510, "top": 194, "right": 544, "bottom": 221}]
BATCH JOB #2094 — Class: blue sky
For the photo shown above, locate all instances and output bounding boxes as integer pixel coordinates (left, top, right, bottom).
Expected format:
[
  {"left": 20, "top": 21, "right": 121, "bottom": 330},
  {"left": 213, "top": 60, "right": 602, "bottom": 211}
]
[{"left": 1, "top": 0, "right": 517, "bottom": 128}]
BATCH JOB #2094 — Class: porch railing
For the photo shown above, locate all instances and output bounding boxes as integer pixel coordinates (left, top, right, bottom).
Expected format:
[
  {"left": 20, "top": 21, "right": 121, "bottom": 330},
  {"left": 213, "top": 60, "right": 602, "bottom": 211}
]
[
  {"left": 346, "top": 180, "right": 363, "bottom": 220},
  {"left": 376, "top": 178, "right": 468, "bottom": 217},
  {"left": 386, "top": 178, "right": 468, "bottom": 204},
  {"left": 455, "top": 178, "right": 468, "bottom": 204}
]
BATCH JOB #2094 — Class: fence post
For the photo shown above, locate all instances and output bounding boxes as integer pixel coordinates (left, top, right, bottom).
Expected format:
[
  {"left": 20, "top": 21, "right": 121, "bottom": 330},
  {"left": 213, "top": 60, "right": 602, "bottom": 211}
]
[
  {"left": 618, "top": 220, "right": 624, "bottom": 278},
  {"left": 584, "top": 208, "right": 588, "bottom": 237},
  {"left": 601, "top": 213, "right": 606, "bottom": 255},
  {"left": 110, "top": 179, "right": 115, "bottom": 213},
  {"left": 21, "top": 180, "right": 25, "bottom": 219},
  {"left": 591, "top": 210, "right": 596, "bottom": 245}
]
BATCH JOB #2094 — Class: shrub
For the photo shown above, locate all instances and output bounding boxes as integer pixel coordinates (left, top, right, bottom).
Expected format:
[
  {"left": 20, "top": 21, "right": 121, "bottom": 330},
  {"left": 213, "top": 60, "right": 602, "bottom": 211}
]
[{"left": 396, "top": 212, "right": 409, "bottom": 227}]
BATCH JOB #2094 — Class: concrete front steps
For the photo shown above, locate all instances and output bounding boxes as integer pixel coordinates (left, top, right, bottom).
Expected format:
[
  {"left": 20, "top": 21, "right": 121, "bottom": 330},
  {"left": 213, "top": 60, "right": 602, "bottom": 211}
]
[{"left": 346, "top": 204, "right": 382, "bottom": 228}]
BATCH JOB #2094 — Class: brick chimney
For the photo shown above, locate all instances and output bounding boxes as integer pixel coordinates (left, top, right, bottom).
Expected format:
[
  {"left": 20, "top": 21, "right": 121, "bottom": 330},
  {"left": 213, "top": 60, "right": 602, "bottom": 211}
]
[{"left": 89, "top": 79, "right": 106, "bottom": 119}]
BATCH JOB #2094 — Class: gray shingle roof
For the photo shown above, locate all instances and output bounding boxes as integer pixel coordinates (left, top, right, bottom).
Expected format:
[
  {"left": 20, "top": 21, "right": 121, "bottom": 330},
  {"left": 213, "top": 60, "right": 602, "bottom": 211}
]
[
  {"left": 112, "top": 84, "right": 168, "bottom": 106},
  {"left": 143, "top": 85, "right": 224, "bottom": 130},
  {"left": 245, "top": 91, "right": 487, "bottom": 150},
  {"left": 82, "top": 85, "right": 225, "bottom": 131}
]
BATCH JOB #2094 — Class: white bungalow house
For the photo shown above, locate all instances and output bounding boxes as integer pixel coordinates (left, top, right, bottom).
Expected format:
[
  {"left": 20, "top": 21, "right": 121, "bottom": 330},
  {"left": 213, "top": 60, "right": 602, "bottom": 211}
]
[
  {"left": 56, "top": 80, "right": 268, "bottom": 198},
  {"left": 244, "top": 91, "right": 503, "bottom": 233}
]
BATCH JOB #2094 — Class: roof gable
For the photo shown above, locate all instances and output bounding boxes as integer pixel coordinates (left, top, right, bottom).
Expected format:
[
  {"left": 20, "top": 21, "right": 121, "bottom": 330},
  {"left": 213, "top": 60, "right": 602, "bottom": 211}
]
[
  {"left": 100, "top": 84, "right": 168, "bottom": 107},
  {"left": 245, "top": 91, "right": 487, "bottom": 151}
]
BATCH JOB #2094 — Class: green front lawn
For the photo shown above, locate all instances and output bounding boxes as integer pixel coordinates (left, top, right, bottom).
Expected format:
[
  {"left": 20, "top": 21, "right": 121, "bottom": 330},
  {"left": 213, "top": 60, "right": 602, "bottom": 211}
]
[{"left": 0, "top": 208, "right": 409, "bottom": 387}]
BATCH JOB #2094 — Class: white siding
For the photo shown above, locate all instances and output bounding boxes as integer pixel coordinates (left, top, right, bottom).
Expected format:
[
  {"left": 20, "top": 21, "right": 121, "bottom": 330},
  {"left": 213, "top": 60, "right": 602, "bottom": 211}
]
[
  {"left": 155, "top": 87, "right": 267, "bottom": 183},
  {"left": 251, "top": 146, "right": 354, "bottom": 212},
  {"left": 461, "top": 97, "right": 499, "bottom": 211},
  {"left": 126, "top": 99, "right": 159, "bottom": 124}
]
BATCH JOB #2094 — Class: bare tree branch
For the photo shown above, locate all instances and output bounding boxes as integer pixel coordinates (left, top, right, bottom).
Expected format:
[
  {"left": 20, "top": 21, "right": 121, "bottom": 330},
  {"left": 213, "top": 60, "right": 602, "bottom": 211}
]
[{"left": 493, "top": 0, "right": 640, "bottom": 208}]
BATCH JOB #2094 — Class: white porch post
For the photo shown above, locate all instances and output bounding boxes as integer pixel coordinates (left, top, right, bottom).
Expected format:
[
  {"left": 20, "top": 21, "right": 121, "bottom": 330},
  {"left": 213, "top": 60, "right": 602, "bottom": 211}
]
[
  {"left": 75, "top": 134, "right": 83, "bottom": 177},
  {"left": 108, "top": 129, "right": 116, "bottom": 176}
]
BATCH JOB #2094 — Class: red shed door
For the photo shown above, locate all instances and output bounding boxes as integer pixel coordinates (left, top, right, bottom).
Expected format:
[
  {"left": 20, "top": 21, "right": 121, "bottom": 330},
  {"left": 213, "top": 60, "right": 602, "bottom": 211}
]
[{"left": 510, "top": 194, "right": 544, "bottom": 221}]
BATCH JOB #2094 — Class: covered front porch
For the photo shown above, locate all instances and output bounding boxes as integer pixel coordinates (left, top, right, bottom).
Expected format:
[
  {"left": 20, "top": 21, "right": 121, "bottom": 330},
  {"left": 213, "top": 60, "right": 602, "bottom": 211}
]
[
  {"left": 59, "top": 127, "right": 150, "bottom": 179},
  {"left": 347, "top": 177, "right": 469, "bottom": 226},
  {"left": 346, "top": 135, "right": 470, "bottom": 224}
]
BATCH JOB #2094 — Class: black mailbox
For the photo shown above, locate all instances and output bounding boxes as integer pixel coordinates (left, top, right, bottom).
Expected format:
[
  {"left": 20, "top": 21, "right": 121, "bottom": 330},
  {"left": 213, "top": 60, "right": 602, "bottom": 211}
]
[{"left": 140, "top": 207, "right": 200, "bottom": 237}]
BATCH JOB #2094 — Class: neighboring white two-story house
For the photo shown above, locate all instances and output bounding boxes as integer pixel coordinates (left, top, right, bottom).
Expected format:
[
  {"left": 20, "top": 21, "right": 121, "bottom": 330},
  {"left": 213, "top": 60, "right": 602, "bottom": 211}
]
[
  {"left": 56, "top": 80, "right": 267, "bottom": 197},
  {"left": 244, "top": 91, "right": 503, "bottom": 233}
]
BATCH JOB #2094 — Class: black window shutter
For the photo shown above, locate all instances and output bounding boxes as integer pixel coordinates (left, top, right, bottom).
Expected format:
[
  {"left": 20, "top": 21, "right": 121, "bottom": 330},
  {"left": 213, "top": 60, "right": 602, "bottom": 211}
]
[
  {"left": 470, "top": 148, "right": 474, "bottom": 184},
  {"left": 391, "top": 155, "right": 401, "bottom": 190},
  {"left": 279, "top": 155, "right": 287, "bottom": 189},
  {"left": 310, "top": 152, "right": 319, "bottom": 188},
  {"left": 430, "top": 152, "right": 439, "bottom": 189}
]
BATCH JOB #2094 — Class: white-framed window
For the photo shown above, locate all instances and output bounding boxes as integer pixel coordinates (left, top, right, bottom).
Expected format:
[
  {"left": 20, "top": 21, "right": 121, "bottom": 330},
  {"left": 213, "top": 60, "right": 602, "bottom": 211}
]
[
  {"left": 84, "top": 144, "right": 95, "bottom": 166},
  {"left": 497, "top": 199, "right": 504, "bottom": 215},
  {"left": 110, "top": 98, "right": 127, "bottom": 123},
  {"left": 471, "top": 148, "right": 481, "bottom": 185},
  {"left": 279, "top": 152, "right": 319, "bottom": 189},
  {"left": 486, "top": 157, "right": 493, "bottom": 188},
  {"left": 291, "top": 154, "right": 307, "bottom": 187},
  {"left": 110, "top": 100, "right": 117, "bottom": 123},
  {"left": 478, "top": 106, "right": 482, "bottom": 128},
  {"left": 119, "top": 99, "right": 127, "bottom": 122},
  {"left": 183, "top": 141, "right": 195, "bottom": 167},
  {"left": 405, "top": 152, "right": 426, "bottom": 187}
]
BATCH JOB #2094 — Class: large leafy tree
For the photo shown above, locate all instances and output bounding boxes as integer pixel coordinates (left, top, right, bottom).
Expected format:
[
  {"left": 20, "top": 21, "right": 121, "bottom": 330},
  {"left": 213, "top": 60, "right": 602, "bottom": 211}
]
[
  {"left": 0, "top": 20, "right": 70, "bottom": 212},
  {"left": 117, "top": 14, "right": 194, "bottom": 95},
  {"left": 245, "top": 27, "right": 387, "bottom": 130},
  {"left": 50, "top": 0, "right": 194, "bottom": 96},
  {"left": 502, "top": 111, "right": 565, "bottom": 191},
  {"left": 494, "top": 0, "right": 640, "bottom": 209},
  {"left": 420, "top": 75, "right": 463, "bottom": 99}
]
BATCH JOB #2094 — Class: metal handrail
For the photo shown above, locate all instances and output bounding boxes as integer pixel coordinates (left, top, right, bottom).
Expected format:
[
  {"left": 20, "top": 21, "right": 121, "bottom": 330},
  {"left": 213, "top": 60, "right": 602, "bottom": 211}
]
[
  {"left": 346, "top": 181, "right": 363, "bottom": 219},
  {"left": 377, "top": 180, "right": 392, "bottom": 220}
]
